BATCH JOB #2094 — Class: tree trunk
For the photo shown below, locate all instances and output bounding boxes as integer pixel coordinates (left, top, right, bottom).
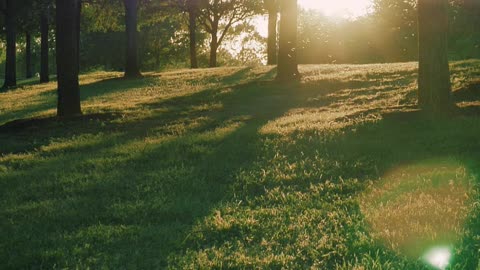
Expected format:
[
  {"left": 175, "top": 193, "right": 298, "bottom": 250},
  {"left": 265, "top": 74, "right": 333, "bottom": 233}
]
[
  {"left": 277, "top": 0, "right": 299, "bottom": 81},
  {"left": 124, "top": 0, "right": 141, "bottom": 78},
  {"left": 56, "top": 0, "right": 82, "bottom": 117},
  {"left": 25, "top": 32, "right": 33, "bottom": 79},
  {"left": 189, "top": 10, "right": 199, "bottom": 69},
  {"left": 417, "top": 0, "right": 452, "bottom": 113},
  {"left": 2, "top": 0, "right": 17, "bottom": 89},
  {"left": 267, "top": 7, "right": 278, "bottom": 65},
  {"left": 209, "top": 31, "right": 218, "bottom": 68},
  {"left": 40, "top": 10, "right": 49, "bottom": 83}
]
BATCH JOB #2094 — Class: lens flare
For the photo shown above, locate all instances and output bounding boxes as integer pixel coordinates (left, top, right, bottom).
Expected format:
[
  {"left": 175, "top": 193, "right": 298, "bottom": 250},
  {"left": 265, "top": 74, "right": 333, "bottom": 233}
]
[
  {"left": 360, "top": 159, "right": 473, "bottom": 259},
  {"left": 423, "top": 246, "right": 452, "bottom": 270}
]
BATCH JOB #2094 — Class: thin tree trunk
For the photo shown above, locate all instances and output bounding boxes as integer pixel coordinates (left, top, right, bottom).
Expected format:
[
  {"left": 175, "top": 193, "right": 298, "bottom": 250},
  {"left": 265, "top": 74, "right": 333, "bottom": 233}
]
[
  {"left": 417, "top": 0, "right": 452, "bottom": 113},
  {"left": 2, "top": 0, "right": 16, "bottom": 89},
  {"left": 124, "top": 0, "right": 141, "bottom": 78},
  {"left": 277, "top": 0, "right": 299, "bottom": 81},
  {"left": 77, "top": 0, "right": 81, "bottom": 73},
  {"left": 189, "top": 10, "right": 198, "bottom": 69},
  {"left": 209, "top": 31, "right": 218, "bottom": 68},
  {"left": 267, "top": 8, "right": 278, "bottom": 65},
  {"left": 25, "top": 32, "right": 33, "bottom": 79},
  {"left": 40, "top": 10, "right": 49, "bottom": 83},
  {"left": 56, "top": 0, "right": 82, "bottom": 117}
]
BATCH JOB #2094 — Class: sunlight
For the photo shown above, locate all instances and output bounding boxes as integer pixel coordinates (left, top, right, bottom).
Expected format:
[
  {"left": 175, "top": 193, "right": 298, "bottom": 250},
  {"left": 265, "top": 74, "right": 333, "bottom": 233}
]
[
  {"left": 299, "top": 0, "right": 371, "bottom": 18},
  {"left": 423, "top": 246, "right": 452, "bottom": 270},
  {"left": 359, "top": 159, "right": 473, "bottom": 259},
  {"left": 255, "top": 0, "right": 372, "bottom": 38}
]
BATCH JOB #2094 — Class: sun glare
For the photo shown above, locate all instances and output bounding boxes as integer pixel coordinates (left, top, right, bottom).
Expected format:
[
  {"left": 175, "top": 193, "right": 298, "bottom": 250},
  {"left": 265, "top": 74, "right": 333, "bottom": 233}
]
[
  {"left": 423, "top": 246, "right": 452, "bottom": 270},
  {"left": 299, "top": 0, "right": 371, "bottom": 18}
]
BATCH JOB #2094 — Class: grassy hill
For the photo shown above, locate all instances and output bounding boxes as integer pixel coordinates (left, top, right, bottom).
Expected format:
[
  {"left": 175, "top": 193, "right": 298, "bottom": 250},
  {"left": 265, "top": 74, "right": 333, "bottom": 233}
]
[{"left": 1, "top": 61, "right": 480, "bottom": 269}]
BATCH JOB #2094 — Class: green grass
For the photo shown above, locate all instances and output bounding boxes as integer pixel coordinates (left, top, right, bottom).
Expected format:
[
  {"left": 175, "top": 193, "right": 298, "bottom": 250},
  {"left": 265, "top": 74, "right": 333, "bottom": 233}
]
[{"left": 1, "top": 61, "right": 480, "bottom": 269}]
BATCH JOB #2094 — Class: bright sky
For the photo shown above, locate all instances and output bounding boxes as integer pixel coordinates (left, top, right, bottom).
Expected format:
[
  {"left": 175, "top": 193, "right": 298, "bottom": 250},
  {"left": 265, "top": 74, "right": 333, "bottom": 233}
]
[
  {"left": 254, "top": 0, "right": 372, "bottom": 37},
  {"left": 299, "top": 0, "right": 371, "bottom": 17}
]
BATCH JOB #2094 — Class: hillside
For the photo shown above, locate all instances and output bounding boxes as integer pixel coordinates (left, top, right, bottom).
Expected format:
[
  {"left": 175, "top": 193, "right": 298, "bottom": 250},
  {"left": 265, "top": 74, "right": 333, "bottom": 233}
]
[{"left": 1, "top": 61, "right": 480, "bottom": 269}]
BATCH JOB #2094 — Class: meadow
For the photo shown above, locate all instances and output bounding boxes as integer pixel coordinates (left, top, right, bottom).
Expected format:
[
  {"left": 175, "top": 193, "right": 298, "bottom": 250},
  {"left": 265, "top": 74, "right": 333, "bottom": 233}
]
[{"left": 1, "top": 61, "right": 480, "bottom": 269}]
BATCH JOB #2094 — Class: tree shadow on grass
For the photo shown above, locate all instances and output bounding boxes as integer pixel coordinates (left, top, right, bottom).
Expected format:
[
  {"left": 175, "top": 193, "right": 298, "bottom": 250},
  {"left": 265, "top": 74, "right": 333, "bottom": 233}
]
[
  {"left": 161, "top": 71, "right": 480, "bottom": 268},
  {"left": 0, "top": 71, "right": 298, "bottom": 269},
  {"left": 1, "top": 64, "right": 480, "bottom": 269},
  {"left": 1, "top": 66, "right": 352, "bottom": 268},
  {"left": 169, "top": 103, "right": 480, "bottom": 268},
  {"left": 78, "top": 67, "right": 275, "bottom": 102},
  {"left": 453, "top": 79, "right": 480, "bottom": 102},
  {"left": 334, "top": 109, "right": 480, "bottom": 270}
]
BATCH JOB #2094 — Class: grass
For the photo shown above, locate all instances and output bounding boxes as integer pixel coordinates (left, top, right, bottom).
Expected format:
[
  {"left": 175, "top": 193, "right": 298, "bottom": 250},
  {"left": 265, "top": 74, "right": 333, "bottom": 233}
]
[{"left": 1, "top": 61, "right": 480, "bottom": 269}]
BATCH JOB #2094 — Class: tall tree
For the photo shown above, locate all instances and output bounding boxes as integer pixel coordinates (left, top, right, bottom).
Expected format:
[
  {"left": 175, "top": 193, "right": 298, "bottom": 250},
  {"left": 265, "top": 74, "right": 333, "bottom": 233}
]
[
  {"left": 187, "top": 0, "right": 201, "bottom": 69},
  {"left": 177, "top": 0, "right": 205, "bottom": 68},
  {"left": 25, "top": 31, "right": 33, "bottom": 78},
  {"left": 56, "top": 0, "right": 82, "bottom": 117},
  {"left": 17, "top": 0, "right": 37, "bottom": 80},
  {"left": 40, "top": 6, "right": 50, "bottom": 83},
  {"left": 417, "top": 0, "right": 452, "bottom": 112},
  {"left": 124, "top": 0, "right": 141, "bottom": 77},
  {"left": 1, "top": 0, "right": 17, "bottom": 89},
  {"left": 199, "top": 0, "right": 260, "bottom": 67},
  {"left": 265, "top": 0, "right": 278, "bottom": 65},
  {"left": 277, "top": 0, "right": 299, "bottom": 81}
]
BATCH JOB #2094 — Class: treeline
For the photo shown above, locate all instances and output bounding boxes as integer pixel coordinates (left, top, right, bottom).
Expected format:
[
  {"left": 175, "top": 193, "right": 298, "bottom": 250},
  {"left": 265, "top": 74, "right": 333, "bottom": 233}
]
[
  {"left": 0, "top": 0, "right": 473, "bottom": 118},
  {"left": 0, "top": 0, "right": 265, "bottom": 84},
  {"left": 1, "top": 0, "right": 479, "bottom": 82},
  {"left": 298, "top": 0, "right": 480, "bottom": 64}
]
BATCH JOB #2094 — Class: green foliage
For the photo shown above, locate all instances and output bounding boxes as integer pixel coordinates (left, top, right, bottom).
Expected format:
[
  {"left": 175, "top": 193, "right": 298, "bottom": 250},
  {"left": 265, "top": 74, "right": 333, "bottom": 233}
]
[
  {"left": 1, "top": 61, "right": 480, "bottom": 268},
  {"left": 82, "top": 1, "right": 124, "bottom": 33}
]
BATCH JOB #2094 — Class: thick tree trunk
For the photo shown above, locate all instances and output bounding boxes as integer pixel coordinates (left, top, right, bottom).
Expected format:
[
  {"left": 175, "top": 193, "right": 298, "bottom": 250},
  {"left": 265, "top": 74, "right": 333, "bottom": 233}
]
[
  {"left": 209, "top": 31, "right": 218, "bottom": 68},
  {"left": 189, "top": 10, "right": 198, "bottom": 69},
  {"left": 56, "top": 0, "right": 82, "bottom": 117},
  {"left": 417, "top": 0, "right": 452, "bottom": 113},
  {"left": 267, "top": 8, "right": 278, "bottom": 65},
  {"left": 40, "top": 10, "right": 49, "bottom": 83},
  {"left": 25, "top": 32, "right": 33, "bottom": 79},
  {"left": 2, "top": 0, "right": 17, "bottom": 89},
  {"left": 124, "top": 0, "right": 141, "bottom": 78},
  {"left": 277, "top": 0, "right": 299, "bottom": 81}
]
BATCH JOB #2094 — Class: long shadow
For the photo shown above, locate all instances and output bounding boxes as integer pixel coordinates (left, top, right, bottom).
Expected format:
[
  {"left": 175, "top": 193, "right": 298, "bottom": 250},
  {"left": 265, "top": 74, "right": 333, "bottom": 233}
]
[
  {"left": 335, "top": 110, "right": 480, "bottom": 269},
  {"left": 454, "top": 80, "right": 480, "bottom": 102},
  {"left": 169, "top": 105, "right": 480, "bottom": 268},
  {"left": 2, "top": 64, "right": 480, "bottom": 268},
  {"left": 160, "top": 71, "right": 480, "bottom": 268},
  {"left": 0, "top": 68, "right": 296, "bottom": 269},
  {"left": 79, "top": 67, "right": 268, "bottom": 102}
]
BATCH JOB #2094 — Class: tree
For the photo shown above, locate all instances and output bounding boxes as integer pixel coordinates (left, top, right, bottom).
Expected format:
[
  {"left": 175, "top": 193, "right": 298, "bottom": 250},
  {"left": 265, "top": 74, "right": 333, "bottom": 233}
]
[
  {"left": 177, "top": 0, "right": 205, "bottom": 68},
  {"left": 277, "top": 0, "right": 299, "bottom": 81},
  {"left": 25, "top": 31, "right": 32, "bottom": 78},
  {"left": 1, "top": 0, "right": 17, "bottom": 89},
  {"left": 199, "top": 0, "right": 261, "bottom": 67},
  {"left": 124, "top": 0, "right": 141, "bottom": 77},
  {"left": 417, "top": 0, "right": 452, "bottom": 112},
  {"left": 56, "top": 0, "right": 82, "bottom": 117},
  {"left": 17, "top": 0, "right": 38, "bottom": 80},
  {"left": 264, "top": 0, "right": 278, "bottom": 65},
  {"left": 40, "top": 1, "right": 51, "bottom": 83}
]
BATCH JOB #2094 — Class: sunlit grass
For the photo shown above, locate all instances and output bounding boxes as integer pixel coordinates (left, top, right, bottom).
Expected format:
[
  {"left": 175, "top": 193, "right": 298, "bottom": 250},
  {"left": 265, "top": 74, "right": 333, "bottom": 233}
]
[
  {"left": 360, "top": 159, "right": 474, "bottom": 258},
  {"left": 1, "top": 61, "right": 480, "bottom": 269}
]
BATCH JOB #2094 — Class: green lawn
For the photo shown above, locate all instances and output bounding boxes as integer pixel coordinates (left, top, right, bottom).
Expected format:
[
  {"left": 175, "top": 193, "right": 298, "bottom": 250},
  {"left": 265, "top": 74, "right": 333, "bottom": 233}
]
[{"left": 1, "top": 61, "right": 480, "bottom": 269}]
